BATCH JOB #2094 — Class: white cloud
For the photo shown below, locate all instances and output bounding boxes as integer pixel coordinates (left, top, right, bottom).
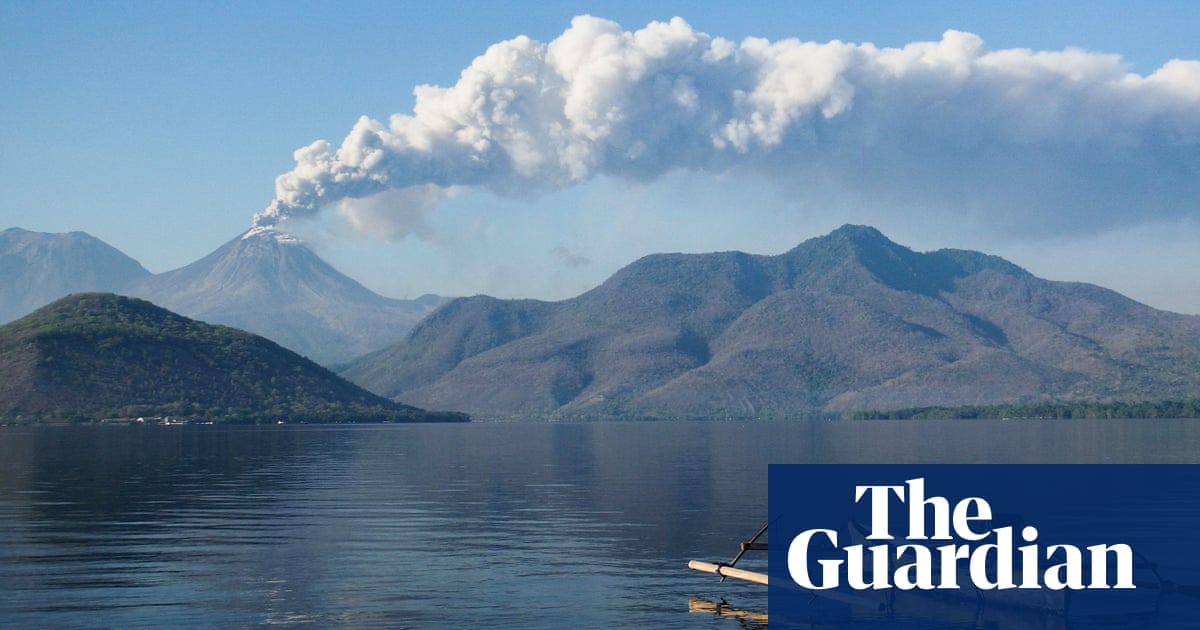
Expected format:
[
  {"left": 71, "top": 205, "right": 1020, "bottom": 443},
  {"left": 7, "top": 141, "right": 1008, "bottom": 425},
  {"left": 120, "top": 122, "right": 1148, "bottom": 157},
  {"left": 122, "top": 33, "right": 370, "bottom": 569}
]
[
  {"left": 335, "top": 184, "right": 453, "bottom": 240},
  {"left": 253, "top": 16, "right": 1199, "bottom": 242}
]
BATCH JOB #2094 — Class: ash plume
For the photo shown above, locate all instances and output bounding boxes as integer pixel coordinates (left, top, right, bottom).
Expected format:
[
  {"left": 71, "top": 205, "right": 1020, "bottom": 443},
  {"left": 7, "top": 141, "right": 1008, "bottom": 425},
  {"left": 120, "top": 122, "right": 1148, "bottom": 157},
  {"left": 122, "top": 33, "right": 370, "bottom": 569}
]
[{"left": 255, "top": 15, "right": 1200, "bottom": 238}]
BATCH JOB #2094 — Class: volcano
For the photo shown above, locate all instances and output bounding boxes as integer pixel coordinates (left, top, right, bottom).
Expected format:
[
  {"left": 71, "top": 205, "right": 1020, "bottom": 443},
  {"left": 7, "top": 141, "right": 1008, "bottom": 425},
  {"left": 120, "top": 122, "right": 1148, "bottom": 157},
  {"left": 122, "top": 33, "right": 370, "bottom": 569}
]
[{"left": 126, "top": 227, "right": 445, "bottom": 364}]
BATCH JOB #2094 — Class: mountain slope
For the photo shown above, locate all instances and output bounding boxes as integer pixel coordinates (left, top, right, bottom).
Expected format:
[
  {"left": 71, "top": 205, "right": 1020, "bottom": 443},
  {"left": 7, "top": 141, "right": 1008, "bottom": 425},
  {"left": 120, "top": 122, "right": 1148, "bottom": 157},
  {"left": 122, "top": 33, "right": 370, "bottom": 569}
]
[
  {"left": 125, "top": 227, "right": 446, "bottom": 364},
  {"left": 0, "top": 228, "right": 151, "bottom": 323},
  {"left": 0, "top": 293, "right": 467, "bottom": 423},
  {"left": 343, "top": 225, "right": 1200, "bottom": 419}
]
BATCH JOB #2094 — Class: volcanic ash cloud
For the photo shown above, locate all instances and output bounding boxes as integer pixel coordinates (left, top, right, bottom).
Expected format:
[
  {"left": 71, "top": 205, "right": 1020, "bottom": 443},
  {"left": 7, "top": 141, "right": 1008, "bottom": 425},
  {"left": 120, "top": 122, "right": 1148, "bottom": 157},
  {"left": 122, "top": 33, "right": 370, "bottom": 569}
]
[{"left": 255, "top": 16, "right": 1200, "bottom": 238}]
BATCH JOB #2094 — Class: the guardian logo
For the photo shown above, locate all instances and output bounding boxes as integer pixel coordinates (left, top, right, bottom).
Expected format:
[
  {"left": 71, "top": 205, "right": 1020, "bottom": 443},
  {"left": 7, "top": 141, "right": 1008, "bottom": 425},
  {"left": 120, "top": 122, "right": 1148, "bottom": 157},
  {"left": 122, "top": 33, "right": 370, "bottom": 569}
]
[{"left": 787, "top": 478, "right": 1135, "bottom": 592}]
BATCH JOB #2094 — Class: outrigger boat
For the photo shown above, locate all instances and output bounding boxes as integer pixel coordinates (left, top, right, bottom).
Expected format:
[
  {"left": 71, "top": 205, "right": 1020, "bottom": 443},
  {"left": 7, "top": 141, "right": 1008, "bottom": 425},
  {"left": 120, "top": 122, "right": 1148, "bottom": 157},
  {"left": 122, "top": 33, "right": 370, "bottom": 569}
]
[
  {"left": 688, "top": 521, "right": 770, "bottom": 586},
  {"left": 687, "top": 522, "right": 772, "bottom": 625},
  {"left": 688, "top": 522, "right": 891, "bottom": 625}
]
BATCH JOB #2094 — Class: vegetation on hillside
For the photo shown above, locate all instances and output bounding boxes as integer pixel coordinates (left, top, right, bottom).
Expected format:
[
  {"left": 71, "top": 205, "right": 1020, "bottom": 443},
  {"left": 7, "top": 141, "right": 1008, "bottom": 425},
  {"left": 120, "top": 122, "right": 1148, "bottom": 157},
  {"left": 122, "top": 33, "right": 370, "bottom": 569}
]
[
  {"left": 0, "top": 293, "right": 468, "bottom": 424},
  {"left": 343, "top": 225, "right": 1200, "bottom": 420},
  {"left": 846, "top": 399, "right": 1200, "bottom": 420}
]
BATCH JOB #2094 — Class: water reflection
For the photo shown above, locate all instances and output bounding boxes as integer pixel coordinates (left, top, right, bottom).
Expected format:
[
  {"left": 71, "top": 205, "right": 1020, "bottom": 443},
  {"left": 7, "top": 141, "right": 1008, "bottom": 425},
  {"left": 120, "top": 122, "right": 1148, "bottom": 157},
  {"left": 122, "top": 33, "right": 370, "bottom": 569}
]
[{"left": 0, "top": 418, "right": 1198, "bottom": 628}]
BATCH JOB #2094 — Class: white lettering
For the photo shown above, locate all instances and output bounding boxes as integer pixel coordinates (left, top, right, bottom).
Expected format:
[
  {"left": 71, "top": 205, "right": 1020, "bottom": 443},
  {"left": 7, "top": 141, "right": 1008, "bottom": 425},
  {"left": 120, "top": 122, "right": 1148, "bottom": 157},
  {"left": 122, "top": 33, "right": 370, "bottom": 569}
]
[
  {"left": 894, "top": 544, "right": 935, "bottom": 590},
  {"left": 787, "top": 528, "right": 841, "bottom": 590},
  {"left": 855, "top": 484, "right": 905, "bottom": 539},
  {"left": 952, "top": 496, "right": 992, "bottom": 541},
  {"left": 1045, "top": 545, "right": 1085, "bottom": 590},
  {"left": 1087, "top": 543, "right": 1135, "bottom": 589},
  {"left": 784, "top": 478, "right": 1139, "bottom": 593}
]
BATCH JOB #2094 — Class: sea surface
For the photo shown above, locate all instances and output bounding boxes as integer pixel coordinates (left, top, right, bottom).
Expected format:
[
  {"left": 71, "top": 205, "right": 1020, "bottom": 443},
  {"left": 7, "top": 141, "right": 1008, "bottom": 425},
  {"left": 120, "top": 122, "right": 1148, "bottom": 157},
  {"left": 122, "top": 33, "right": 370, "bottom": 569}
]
[{"left": 1, "top": 419, "right": 1199, "bottom": 629}]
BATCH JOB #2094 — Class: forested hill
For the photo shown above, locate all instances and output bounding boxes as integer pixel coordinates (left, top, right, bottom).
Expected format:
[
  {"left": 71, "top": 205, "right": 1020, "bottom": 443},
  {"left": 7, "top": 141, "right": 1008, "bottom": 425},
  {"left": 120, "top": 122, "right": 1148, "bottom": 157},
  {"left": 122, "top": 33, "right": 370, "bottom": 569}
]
[
  {"left": 343, "top": 225, "right": 1200, "bottom": 420},
  {"left": 0, "top": 293, "right": 468, "bottom": 424}
]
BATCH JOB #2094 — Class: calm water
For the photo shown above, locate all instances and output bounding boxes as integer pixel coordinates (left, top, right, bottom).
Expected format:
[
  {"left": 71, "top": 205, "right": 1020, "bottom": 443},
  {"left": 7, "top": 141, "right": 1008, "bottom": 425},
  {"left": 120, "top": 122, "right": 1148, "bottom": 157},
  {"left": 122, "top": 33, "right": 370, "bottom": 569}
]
[{"left": 1, "top": 419, "right": 1199, "bottom": 629}]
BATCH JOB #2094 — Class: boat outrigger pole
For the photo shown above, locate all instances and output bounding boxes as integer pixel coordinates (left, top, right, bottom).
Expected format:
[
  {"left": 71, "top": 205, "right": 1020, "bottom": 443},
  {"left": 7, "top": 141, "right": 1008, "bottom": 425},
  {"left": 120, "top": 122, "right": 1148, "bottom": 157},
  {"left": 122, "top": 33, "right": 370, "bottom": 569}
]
[
  {"left": 688, "top": 522, "right": 770, "bottom": 586},
  {"left": 687, "top": 559, "right": 769, "bottom": 586}
]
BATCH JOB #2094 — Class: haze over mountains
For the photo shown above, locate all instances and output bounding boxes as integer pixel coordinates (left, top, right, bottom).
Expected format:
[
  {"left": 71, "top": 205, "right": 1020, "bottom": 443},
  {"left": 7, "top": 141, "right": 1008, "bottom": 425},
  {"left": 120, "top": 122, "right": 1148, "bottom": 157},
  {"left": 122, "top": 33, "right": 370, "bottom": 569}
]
[
  {"left": 0, "top": 226, "right": 445, "bottom": 364},
  {"left": 125, "top": 228, "right": 446, "bottom": 364},
  {"left": 0, "top": 228, "right": 151, "bottom": 323},
  {"left": 6, "top": 223, "right": 1200, "bottom": 421},
  {"left": 343, "top": 225, "right": 1200, "bottom": 419}
]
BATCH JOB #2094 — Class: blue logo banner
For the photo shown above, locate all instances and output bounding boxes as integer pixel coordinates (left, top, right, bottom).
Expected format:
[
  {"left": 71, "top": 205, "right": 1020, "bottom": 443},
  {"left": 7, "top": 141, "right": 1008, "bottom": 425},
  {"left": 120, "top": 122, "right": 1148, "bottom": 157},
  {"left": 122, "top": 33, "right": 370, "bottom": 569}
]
[{"left": 768, "top": 465, "right": 1200, "bottom": 629}]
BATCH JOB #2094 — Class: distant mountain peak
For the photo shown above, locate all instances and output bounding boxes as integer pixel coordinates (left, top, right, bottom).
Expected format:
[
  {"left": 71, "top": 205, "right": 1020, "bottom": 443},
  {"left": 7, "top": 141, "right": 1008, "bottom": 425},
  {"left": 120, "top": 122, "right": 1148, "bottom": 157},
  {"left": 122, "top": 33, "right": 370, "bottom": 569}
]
[
  {"left": 821, "top": 224, "right": 910, "bottom": 257},
  {"left": 343, "top": 224, "right": 1200, "bottom": 419},
  {"left": 828, "top": 224, "right": 888, "bottom": 242},
  {"left": 1, "top": 225, "right": 448, "bottom": 364},
  {"left": 241, "top": 225, "right": 302, "bottom": 245},
  {"left": 125, "top": 229, "right": 448, "bottom": 364},
  {"left": 0, "top": 227, "right": 151, "bottom": 323}
]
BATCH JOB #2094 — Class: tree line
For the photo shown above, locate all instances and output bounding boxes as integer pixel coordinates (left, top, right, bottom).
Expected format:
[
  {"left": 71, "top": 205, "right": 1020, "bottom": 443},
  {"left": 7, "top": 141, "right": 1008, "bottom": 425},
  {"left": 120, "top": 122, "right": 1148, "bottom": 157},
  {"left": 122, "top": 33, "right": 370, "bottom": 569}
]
[{"left": 846, "top": 399, "right": 1200, "bottom": 420}]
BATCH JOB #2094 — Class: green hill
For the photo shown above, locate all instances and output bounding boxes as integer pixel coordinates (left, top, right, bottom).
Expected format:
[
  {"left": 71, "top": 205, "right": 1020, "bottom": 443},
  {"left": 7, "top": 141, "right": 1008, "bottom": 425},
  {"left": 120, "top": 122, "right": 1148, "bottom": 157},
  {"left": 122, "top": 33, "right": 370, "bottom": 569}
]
[{"left": 0, "top": 293, "right": 467, "bottom": 424}]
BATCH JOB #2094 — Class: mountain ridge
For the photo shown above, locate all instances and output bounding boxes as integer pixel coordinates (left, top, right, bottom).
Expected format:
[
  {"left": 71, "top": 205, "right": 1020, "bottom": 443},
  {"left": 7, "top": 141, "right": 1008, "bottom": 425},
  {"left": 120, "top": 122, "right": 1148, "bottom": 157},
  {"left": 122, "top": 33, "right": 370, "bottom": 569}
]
[
  {"left": 342, "top": 225, "right": 1200, "bottom": 419},
  {"left": 0, "top": 227, "right": 151, "bottom": 323},
  {"left": 1, "top": 226, "right": 446, "bottom": 364},
  {"left": 125, "top": 227, "right": 446, "bottom": 364}
]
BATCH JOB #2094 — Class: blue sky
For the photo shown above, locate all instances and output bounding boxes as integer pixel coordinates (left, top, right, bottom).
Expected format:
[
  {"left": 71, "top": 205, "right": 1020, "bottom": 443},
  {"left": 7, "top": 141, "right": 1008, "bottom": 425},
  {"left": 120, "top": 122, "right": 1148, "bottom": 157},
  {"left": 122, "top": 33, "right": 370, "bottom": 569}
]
[{"left": 3, "top": 1, "right": 1199, "bottom": 312}]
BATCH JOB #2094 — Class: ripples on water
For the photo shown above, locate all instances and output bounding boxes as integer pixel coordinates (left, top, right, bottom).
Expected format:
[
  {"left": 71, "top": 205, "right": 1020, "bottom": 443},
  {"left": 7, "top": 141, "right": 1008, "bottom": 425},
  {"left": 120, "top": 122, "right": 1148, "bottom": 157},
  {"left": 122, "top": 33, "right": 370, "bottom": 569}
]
[{"left": 1, "top": 419, "right": 1198, "bottom": 628}]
